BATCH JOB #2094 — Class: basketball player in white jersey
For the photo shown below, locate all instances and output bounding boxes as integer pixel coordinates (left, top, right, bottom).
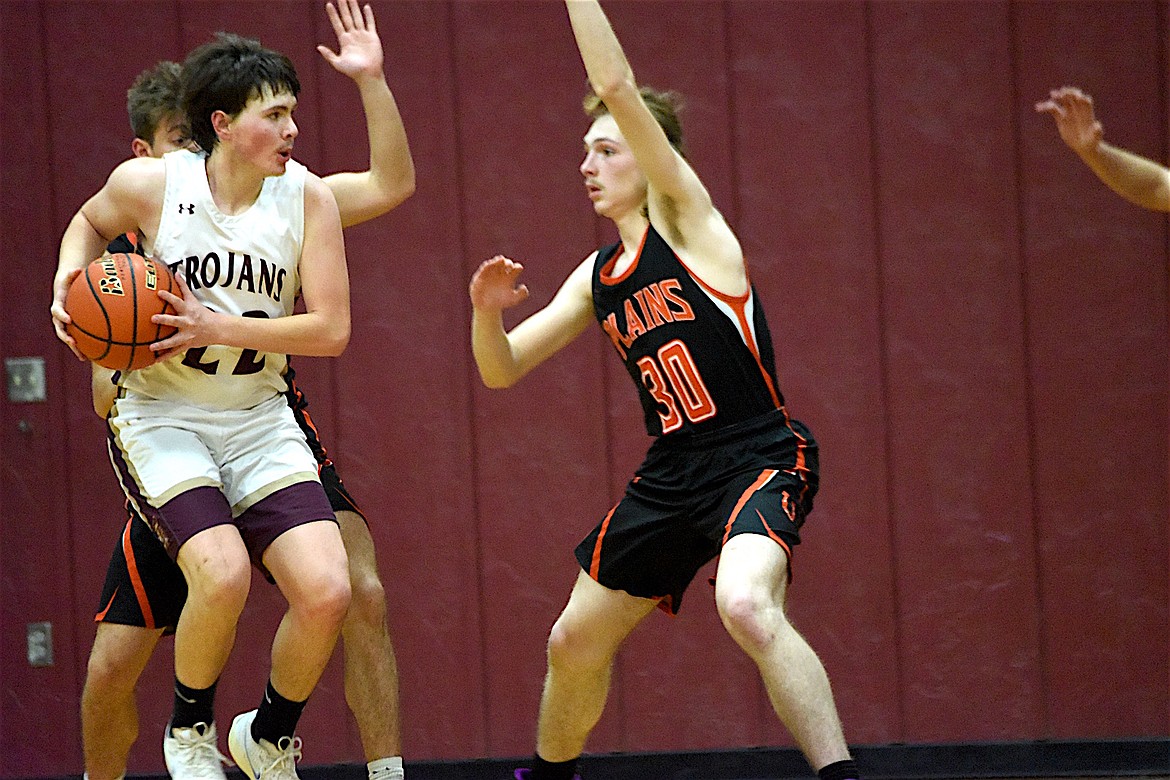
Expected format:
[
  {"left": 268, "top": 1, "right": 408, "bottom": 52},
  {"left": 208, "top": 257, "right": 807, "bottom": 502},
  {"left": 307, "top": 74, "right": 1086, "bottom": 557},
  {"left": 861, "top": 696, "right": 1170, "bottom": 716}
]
[
  {"left": 53, "top": 32, "right": 350, "bottom": 780},
  {"left": 74, "top": 4, "right": 413, "bottom": 780}
]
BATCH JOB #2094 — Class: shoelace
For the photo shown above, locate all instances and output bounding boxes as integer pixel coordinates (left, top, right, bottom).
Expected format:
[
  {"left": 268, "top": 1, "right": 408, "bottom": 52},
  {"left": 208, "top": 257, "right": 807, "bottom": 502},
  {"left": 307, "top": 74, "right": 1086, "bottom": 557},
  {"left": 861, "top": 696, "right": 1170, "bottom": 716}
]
[
  {"left": 172, "top": 724, "right": 231, "bottom": 777},
  {"left": 258, "top": 735, "right": 303, "bottom": 778}
]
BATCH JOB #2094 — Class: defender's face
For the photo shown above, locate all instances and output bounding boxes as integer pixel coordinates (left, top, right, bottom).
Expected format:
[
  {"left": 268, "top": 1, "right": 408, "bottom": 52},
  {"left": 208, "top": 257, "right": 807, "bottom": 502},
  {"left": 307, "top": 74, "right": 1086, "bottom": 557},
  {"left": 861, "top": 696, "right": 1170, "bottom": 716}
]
[
  {"left": 222, "top": 86, "right": 298, "bottom": 175},
  {"left": 580, "top": 114, "right": 647, "bottom": 219},
  {"left": 132, "top": 113, "right": 194, "bottom": 159},
  {"left": 149, "top": 114, "right": 194, "bottom": 156}
]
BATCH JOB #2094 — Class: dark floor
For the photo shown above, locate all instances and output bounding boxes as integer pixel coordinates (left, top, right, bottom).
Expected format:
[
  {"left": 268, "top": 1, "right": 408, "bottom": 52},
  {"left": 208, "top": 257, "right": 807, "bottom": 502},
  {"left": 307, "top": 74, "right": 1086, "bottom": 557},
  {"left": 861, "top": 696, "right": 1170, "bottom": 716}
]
[{"left": 89, "top": 739, "right": 1170, "bottom": 780}]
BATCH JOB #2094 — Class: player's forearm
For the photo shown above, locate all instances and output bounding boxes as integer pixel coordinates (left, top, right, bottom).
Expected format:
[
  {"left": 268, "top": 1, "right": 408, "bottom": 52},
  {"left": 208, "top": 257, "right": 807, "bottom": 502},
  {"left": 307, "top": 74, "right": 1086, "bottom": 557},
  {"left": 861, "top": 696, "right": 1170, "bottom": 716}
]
[
  {"left": 56, "top": 212, "right": 108, "bottom": 299},
  {"left": 471, "top": 308, "right": 523, "bottom": 389},
  {"left": 211, "top": 309, "right": 351, "bottom": 358},
  {"left": 359, "top": 74, "right": 415, "bottom": 209},
  {"left": 565, "top": 0, "right": 636, "bottom": 98},
  {"left": 329, "top": 76, "right": 415, "bottom": 228},
  {"left": 1079, "top": 141, "right": 1170, "bottom": 212}
]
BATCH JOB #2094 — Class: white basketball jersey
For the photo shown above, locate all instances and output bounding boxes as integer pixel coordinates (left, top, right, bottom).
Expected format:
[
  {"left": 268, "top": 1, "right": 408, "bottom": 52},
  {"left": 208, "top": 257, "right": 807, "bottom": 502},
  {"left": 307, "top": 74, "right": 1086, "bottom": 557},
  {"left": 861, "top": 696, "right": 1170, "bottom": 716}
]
[{"left": 123, "top": 149, "right": 306, "bottom": 411}]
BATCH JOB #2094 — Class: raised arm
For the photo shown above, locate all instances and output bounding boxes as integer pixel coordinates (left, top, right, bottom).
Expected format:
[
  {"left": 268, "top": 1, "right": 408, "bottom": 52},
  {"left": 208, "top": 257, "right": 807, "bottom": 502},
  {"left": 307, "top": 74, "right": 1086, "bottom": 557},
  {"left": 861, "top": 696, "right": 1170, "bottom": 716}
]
[
  {"left": 1036, "top": 86, "right": 1170, "bottom": 213},
  {"left": 317, "top": 0, "right": 415, "bottom": 227},
  {"left": 469, "top": 255, "right": 594, "bottom": 388},
  {"left": 564, "top": 0, "right": 706, "bottom": 212}
]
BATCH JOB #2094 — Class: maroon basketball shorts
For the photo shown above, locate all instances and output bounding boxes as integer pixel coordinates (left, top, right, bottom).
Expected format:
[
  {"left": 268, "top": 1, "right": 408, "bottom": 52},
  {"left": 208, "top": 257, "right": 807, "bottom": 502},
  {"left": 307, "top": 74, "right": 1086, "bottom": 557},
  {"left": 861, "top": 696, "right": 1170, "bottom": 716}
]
[
  {"left": 575, "top": 410, "right": 818, "bottom": 614},
  {"left": 97, "top": 375, "right": 365, "bottom": 632}
]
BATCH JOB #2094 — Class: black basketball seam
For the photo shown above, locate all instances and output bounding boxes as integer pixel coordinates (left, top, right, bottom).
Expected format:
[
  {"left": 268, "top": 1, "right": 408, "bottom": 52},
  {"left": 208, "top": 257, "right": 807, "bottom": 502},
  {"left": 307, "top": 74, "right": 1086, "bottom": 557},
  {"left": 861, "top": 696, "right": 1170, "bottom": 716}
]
[
  {"left": 80, "top": 265, "right": 114, "bottom": 362},
  {"left": 124, "top": 253, "right": 140, "bottom": 372}
]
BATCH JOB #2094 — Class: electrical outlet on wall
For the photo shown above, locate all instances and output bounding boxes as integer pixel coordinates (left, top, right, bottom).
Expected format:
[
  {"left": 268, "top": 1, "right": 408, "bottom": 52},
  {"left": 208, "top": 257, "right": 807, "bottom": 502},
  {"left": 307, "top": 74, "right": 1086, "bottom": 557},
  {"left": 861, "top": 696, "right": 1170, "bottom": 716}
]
[{"left": 27, "top": 622, "right": 53, "bottom": 667}]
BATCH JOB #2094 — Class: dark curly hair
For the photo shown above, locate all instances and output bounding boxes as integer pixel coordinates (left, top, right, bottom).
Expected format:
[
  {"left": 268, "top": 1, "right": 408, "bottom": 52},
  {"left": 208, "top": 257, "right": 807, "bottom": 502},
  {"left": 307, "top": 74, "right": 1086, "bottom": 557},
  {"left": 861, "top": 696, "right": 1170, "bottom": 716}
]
[{"left": 182, "top": 32, "right": 300, "bottom": 154}]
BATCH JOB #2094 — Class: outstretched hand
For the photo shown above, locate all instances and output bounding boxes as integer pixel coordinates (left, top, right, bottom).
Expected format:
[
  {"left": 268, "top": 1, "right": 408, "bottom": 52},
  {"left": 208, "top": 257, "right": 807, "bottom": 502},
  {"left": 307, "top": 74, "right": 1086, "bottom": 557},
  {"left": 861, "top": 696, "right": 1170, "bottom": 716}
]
[
  {"left": 318, "top": 0, "right": 383, "bottom": 83},
  {"left": 1035, "top": 86, "right": 1103, "bottom": 157},
  {"left": 469, "top": 255, "right": 530, "bottom": 312}
]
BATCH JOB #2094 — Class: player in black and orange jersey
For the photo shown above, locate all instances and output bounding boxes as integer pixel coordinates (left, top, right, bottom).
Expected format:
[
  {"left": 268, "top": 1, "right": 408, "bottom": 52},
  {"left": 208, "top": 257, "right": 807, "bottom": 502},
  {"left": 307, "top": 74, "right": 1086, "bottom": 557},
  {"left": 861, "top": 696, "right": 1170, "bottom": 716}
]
[
  {"left": 1036, "top": 86, "right": 1170, "bottom": 212},
  {"left": 468, "top": 3, "right": 859, "bottom": 780},
  {"left": 76, "top": 3, "right": 412, "bottom": 780}
]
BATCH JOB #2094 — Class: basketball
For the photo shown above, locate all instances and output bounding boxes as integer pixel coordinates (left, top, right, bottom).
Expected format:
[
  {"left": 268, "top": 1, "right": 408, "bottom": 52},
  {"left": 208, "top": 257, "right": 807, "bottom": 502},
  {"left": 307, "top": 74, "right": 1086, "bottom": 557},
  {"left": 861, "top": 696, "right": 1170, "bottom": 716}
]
[{"left": 64, "top": 253, "right": 178, "bottom": 371}]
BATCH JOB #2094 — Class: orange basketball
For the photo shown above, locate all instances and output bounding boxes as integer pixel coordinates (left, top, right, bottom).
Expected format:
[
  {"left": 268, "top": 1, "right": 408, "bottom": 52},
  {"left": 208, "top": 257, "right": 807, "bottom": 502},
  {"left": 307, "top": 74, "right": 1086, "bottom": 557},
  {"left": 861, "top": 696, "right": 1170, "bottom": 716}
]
[{"left": 64, "top": 253, "right": 178, "bottom": 371}]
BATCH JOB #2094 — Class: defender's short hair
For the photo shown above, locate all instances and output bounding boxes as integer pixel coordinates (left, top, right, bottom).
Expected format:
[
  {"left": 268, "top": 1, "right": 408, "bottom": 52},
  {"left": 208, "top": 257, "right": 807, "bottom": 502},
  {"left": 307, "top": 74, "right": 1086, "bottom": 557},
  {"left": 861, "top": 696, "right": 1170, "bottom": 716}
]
[
  {"left": 127, "top": 61, "right": 183, "bottom": 143},
  {"left": 584, "top": 85, "right": 687, "bottom": 159}
]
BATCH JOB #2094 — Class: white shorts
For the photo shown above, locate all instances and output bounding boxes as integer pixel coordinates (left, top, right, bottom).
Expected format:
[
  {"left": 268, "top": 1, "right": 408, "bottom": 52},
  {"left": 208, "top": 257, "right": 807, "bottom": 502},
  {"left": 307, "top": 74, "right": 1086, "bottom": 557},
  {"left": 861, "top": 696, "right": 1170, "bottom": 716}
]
[{"left": 108, "top": 393, "right": 320, "bottom": 514}]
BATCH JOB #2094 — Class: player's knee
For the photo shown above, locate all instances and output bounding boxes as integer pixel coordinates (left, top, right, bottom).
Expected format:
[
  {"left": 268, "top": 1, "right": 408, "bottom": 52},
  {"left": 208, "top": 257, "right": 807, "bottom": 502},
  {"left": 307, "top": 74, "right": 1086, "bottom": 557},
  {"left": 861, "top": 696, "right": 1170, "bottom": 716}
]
[
  {"left": 546, "top": 616, "right": 610, "bottom": 672},
  {"left": 84, "top": 645, "right": 137, "bottom": 699},
  {"left": 189, "top": 558, "right": 251, "bottom": 615},
  {"left": 298, "top": 570, "right": 352, "bottom": 628},
  {"left": 716, "top": 588, "right": 784, "bottom": 653},
  {"left": 345, "top": 567, "right": 387, "bottom": 630}
]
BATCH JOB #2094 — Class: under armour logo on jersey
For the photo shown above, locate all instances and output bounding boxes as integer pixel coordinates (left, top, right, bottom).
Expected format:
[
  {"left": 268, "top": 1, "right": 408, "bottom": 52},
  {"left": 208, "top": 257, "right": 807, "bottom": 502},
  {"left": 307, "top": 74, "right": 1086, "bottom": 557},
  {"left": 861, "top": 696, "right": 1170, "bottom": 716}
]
[{"left": 178, "top": 203, "right": 195, "bottom": 215}]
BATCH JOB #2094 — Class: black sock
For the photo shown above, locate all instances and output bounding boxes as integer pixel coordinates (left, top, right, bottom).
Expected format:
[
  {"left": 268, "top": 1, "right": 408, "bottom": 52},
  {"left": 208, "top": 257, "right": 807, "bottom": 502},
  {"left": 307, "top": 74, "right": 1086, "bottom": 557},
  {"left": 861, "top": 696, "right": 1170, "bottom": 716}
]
[
  {"left": 251, "top": 680, "right": 308, "bottom": 746},
  {"left": 171, "top": 677, "right": 217, "bottom": 730},
  {"left": 530, "top": 754, "right": 580, "bottom": 780},
  {"left": 818, "top": 759, "right": 860, "bottom": 780}
]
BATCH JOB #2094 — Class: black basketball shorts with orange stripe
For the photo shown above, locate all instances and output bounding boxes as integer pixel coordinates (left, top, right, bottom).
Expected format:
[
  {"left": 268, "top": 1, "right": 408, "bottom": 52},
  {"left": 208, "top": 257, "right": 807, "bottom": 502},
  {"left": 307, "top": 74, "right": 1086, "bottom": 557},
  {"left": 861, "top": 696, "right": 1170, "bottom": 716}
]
[{"left": 574, "top": 409, "right": 818, "bottom": 615}]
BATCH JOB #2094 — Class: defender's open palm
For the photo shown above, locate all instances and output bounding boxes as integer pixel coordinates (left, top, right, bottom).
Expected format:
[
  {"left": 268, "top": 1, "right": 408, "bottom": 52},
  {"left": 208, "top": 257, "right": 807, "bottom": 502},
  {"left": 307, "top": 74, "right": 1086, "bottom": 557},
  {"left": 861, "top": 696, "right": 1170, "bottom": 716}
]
[
  {"left": 318, "top": 0, "right": 383, "bottom": 82},
  {"left": 470, "top": 255, "right": 530, "bottom": 312},
  {"left": 1036, "top": 86, "right": 1103, "bottom": 156}
]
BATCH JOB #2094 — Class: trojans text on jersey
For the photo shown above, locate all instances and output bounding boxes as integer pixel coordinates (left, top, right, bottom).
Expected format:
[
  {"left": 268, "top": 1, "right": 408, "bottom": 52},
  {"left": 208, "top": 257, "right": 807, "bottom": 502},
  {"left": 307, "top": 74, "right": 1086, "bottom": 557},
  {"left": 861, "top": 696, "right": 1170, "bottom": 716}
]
[{"left": 168, "top": 251, "right": 287, "bottom": 303}]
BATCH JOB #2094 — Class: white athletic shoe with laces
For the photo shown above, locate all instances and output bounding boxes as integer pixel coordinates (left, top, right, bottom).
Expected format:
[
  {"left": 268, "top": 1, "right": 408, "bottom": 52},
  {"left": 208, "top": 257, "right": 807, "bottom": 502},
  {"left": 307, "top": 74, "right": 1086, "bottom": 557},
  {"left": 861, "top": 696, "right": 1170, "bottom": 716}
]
[
  {"left": 163, "top": 721, "right": 229, "bottom": 779},
  {"left": 228, "top": 709, "right": 303, "bottom": 780}
]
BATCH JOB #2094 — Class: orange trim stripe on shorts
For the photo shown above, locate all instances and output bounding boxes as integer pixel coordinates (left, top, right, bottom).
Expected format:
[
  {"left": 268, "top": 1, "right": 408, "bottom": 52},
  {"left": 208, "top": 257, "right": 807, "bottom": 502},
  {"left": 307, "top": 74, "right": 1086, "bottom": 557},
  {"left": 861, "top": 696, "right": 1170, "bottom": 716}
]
[
  {"left": 589, "top": 503, "right": 620, "bottom": 580},
  {"left": 721, "top": 469, "right": 791, "bottom": 559},
  {"left": 121, "top": 518, "right": 156, "bottom": 629},
  {"left": 94, "top": 589, "right": 118, "bottom": 622}
]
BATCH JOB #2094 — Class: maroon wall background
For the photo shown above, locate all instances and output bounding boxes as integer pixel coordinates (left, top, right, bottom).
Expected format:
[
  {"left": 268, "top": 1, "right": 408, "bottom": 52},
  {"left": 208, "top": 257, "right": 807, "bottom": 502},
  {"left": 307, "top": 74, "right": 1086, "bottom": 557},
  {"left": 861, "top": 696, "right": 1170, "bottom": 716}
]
[{"left": 1, "top": 1, "right": 1167, "bottom": 777}]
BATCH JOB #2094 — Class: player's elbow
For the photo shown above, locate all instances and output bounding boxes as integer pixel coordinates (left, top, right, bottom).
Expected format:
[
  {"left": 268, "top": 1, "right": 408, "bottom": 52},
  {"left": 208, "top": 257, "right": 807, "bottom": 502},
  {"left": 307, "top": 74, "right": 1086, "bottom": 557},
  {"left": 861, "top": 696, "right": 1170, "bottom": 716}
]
[
  {"left": 480, "top": 373, "right": 516, "bottom": 390},
  {"left": 590, "top": 73, "right": 638, "bottom": 105},
  {"left": 376, "top": 170, "right": 416, "bottom": 215},
  {"left": 476, "top": 362, "right": 521, "bottom": 390},
  {"left": 320, "top": 319, "right": 351, "bottom": 356}
]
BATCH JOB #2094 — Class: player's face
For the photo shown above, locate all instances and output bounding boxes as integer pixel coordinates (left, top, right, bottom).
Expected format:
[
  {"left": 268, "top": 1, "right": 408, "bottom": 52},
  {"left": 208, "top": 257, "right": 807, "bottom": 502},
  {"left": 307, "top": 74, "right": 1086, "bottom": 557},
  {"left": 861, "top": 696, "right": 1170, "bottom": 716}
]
[
  {"left": 223, "top": 86, "right": 298, "bottom": 176},
  {"left": 581, "top": 114, "right": 647, "bottom": 220},
  {"left": 149, "top": 114, "right": 194, "bottom": 156},
  {"left": 132, "top": 113, "right": 194, "bottom": 159}
]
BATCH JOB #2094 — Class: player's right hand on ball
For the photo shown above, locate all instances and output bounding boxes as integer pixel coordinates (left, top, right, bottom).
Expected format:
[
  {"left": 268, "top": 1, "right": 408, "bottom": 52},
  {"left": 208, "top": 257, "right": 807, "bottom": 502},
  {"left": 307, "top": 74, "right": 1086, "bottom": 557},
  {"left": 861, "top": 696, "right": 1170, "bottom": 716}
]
[{"left": 469, "top": 255, "right": 530, "bottom": 312}]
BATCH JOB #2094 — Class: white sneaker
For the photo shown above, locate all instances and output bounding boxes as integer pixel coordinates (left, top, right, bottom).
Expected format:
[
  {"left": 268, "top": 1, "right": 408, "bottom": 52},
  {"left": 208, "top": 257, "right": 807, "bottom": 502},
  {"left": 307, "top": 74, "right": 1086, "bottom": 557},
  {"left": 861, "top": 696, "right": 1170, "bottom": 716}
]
[
  {"left": 163, "top": 721, "right": 228, "bottom": 779},
  {"left": 228, "top": 709, "right": 303, "bottom": 780}
]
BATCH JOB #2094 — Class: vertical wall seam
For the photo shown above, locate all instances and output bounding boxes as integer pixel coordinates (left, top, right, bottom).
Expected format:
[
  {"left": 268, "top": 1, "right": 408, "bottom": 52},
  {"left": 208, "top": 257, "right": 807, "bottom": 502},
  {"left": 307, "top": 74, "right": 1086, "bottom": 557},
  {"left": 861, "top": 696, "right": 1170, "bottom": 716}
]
[
  {"left": 444, "top": 0, "right": 491, "bottom": 756},
  {"left": 37, "top": 0, "right": 83, "bottom": 712},
  {"left": 1006, "top": 0, "right": 1052, "bottom": 738},
  {"left": 862, "top": 1, "right": 908, "bottom": 741}
]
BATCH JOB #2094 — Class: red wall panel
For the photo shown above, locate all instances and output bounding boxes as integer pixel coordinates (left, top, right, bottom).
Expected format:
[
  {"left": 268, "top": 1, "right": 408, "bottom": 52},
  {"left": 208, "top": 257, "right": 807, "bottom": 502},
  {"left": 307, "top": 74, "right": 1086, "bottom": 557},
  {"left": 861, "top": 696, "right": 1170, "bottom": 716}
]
[
  {"left": 450, "top": 1, "right": 615, "bottom": 755},
  {"left": 1013, "top": 0, "right": 1169, "bottom": 737},
  {"left": 327, "top": 1, "right": 490, "bottom": 759},
  {"left": 869, "top": 2, "right": 1045, "bottom": 741},
  {"left": 1, "top": 5, "right": 82, "bottom": 775}
]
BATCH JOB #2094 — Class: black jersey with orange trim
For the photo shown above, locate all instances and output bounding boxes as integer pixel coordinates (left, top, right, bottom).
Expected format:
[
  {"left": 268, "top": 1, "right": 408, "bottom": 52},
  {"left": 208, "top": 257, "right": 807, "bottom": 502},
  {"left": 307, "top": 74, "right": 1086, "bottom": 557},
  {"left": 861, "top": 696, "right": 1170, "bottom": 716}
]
[{"left": 592, "top": 224, "right": 784, "bottom": 437}]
